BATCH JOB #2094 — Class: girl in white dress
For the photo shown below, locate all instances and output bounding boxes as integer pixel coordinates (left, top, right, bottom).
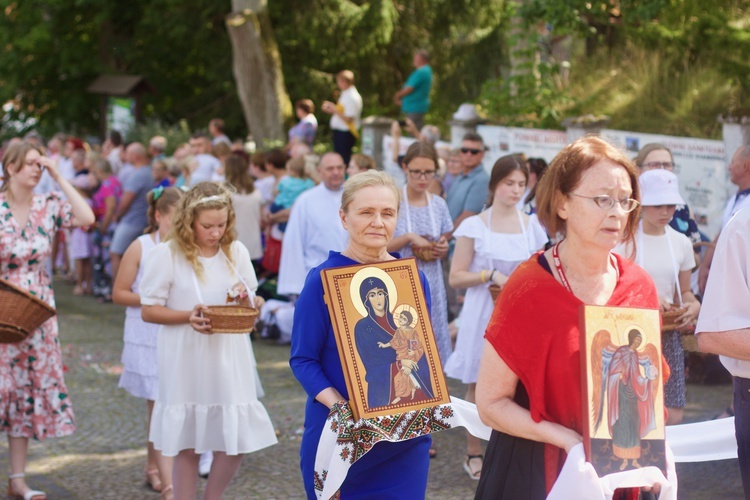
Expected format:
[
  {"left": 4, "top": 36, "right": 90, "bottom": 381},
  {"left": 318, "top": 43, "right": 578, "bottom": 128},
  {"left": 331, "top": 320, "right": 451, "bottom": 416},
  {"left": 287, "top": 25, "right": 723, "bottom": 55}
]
[
  {"left": 113, "top": 186, "right": 183, "bottom": 494},
  {"left": 140, "top": 182, "right": 277, "bottom": 499},
  {"left": 446, "top": 155, "right": 548, "bottom": 480}
]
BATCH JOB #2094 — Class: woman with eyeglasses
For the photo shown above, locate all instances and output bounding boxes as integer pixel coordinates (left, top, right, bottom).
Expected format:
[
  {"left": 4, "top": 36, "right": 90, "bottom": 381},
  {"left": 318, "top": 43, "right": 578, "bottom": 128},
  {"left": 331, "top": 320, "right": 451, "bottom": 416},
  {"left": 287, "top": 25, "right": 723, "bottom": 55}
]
[
  {"left": 388, "top": 142, "right": 454, "bottom": 364},
  {"left": 445, "top": 153, "right": 548, "bottom": 481},
  {"left": 474, "top": 136, "right": 667, "bottom": 498},
  {"left": 634, "top": 143, "right": 702, "bottom": 248}
]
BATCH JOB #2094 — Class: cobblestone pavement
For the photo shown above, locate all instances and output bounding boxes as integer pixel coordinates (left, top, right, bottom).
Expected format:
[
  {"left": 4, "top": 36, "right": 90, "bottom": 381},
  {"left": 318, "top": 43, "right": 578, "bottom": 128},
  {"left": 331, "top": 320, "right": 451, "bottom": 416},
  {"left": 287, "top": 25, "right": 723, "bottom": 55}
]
[{"left": 0, "top": 281, "right": 745, "bottom": 499}]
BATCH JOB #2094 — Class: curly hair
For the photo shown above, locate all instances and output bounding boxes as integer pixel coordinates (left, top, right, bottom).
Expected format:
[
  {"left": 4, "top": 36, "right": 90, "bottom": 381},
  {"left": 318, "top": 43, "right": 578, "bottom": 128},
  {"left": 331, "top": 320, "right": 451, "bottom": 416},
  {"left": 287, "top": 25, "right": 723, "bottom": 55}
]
[{"left": 169, "top": 182, "right": 237, "bottom": 280}]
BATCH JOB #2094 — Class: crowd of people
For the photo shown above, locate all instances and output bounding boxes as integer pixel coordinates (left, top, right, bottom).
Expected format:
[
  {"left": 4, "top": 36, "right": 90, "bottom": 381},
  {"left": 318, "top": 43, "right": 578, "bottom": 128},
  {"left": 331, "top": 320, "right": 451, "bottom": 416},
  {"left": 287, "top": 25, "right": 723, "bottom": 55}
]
[{"left": 1, "top": 54, "right": 750, "bottom": 499}]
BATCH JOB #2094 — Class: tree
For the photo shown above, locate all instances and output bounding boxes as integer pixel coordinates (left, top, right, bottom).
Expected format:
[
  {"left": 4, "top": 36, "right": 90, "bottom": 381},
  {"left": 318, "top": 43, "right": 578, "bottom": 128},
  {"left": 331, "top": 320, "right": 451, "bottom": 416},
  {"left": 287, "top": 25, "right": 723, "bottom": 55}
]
[{"left": 226, "top": 0, "right": 292, "bottom": 146}]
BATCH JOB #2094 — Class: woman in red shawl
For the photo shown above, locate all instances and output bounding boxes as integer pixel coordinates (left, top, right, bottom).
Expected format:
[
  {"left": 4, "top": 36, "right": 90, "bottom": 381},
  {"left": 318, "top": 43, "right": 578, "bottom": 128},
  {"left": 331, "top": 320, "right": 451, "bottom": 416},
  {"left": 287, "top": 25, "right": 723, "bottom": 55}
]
[{"left": 474, "top": 136, "right": 664, "bottom": 498}]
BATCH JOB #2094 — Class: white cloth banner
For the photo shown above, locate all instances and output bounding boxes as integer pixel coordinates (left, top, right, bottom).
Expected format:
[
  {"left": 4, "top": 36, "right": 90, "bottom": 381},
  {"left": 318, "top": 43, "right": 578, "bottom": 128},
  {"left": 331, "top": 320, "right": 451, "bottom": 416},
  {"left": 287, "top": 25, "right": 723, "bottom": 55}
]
[
  {"left": 315, "top": 397, "right": 741, "bottom": 499},
  {"left": 665, "top": 416, "right": 737, "bottom": 462}
]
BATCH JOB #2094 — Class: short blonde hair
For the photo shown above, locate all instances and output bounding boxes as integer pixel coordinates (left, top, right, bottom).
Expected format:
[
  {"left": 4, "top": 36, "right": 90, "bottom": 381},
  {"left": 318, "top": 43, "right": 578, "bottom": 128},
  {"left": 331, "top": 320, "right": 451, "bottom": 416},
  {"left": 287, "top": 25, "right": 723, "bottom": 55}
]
[
  {"left": 169, "top": 182, "right": 237, "bottom": 280},
  {"left": 341, "top": 170, "right": 400, "bottom": 213}
]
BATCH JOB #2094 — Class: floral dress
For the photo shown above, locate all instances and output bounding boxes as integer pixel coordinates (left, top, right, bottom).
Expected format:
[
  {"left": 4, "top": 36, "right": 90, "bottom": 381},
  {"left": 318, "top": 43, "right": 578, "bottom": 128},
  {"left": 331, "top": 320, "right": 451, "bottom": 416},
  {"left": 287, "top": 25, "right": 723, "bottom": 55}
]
[{"left": 0, "top": 191, "right": 76, "bottom": 440}]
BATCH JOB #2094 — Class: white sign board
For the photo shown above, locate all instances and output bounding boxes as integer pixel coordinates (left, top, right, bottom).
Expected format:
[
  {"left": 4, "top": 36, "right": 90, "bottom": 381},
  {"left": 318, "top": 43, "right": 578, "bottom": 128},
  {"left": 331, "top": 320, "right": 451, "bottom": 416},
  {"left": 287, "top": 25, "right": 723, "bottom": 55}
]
[
  {"left": 476, "top": 125, "right": 729, "bottom": 238},
  {"left": 601, "top": 129, "right": 727, "bottom": 239}
]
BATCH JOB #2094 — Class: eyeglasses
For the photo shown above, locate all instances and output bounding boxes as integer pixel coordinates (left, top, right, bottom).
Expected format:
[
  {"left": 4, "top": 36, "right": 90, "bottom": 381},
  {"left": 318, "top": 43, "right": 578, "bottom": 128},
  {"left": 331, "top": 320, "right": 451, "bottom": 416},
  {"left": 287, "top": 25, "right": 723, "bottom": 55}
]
[
  {"left": 642, "top": 161, "right": 675, "bottom": 170},
  {"left": 460, "top": 148, "right": 483, "bottom": 155},
  {"left": 407, "top": 169, "right": 437, "bottom": 180},
  {"left": 570, "top": 193, "right": 640, "bottom": 213}
]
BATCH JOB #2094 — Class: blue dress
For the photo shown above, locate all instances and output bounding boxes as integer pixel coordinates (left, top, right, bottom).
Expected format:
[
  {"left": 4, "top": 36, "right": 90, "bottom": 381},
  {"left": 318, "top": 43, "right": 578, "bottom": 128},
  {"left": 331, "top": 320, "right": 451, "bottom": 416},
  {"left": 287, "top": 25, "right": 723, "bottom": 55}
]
[{"left": 290, "top": 251, "right": 432, "bottom": 499}]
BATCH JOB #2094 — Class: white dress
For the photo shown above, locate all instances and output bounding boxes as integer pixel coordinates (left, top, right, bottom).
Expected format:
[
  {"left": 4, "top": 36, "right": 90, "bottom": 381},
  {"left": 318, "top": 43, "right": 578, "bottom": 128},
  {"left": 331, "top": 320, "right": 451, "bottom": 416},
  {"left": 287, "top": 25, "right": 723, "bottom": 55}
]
[
  {"left": 140, "top": 240, "right": 278, "bottom": 457},
  {"left": 118, "top": 233, "right": 160, "bottom": 400},
  {"left": 444, "top": 210, "right": 548, "bottom": 384}
]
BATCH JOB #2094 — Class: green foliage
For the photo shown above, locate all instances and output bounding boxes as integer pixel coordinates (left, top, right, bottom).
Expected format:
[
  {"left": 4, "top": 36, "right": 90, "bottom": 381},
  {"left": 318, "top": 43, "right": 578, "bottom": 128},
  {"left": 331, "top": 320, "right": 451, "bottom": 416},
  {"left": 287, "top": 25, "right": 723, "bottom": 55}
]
[
  {"left": 479, "top": 0, "right": 750, "bottom": 136},
  {"left": 271, "top": 0, "right": 510, "bottom": 130},
  {"left": 478, "top": 61, "right": 573, "bottom": 129},
  {"left": 0, "top": 0, "right": 245, "bottom": 140}
]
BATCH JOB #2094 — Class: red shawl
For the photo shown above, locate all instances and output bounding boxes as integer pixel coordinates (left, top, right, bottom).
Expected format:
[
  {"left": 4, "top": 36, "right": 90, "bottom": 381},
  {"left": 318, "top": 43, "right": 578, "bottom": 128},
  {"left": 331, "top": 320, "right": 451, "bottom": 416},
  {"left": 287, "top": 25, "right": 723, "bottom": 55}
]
[{"left": 485, "top": 252, "right": 663, "bottom": 494}]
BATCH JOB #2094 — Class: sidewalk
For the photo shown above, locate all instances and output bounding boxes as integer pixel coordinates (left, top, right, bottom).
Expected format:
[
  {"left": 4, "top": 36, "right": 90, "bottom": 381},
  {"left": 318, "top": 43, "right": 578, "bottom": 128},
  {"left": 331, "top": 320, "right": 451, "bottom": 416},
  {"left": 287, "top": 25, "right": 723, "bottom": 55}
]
[{"left": 0, "top": 280, "right": 743, "bottom": 498}]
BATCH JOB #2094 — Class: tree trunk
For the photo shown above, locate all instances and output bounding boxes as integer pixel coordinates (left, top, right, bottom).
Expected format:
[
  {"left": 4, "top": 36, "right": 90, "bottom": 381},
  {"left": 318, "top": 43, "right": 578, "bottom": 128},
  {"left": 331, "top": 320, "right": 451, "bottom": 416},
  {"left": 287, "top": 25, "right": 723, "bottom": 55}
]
[{"left": 226, "top": 0, "right": 291, "bottom": 146}]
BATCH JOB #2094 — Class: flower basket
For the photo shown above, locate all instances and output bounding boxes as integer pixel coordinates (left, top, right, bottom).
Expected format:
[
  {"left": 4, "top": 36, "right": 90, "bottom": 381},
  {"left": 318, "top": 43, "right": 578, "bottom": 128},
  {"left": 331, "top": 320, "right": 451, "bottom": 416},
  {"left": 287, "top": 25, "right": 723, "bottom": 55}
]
[
  {"left": 204, "top": 305, "right": 259, "bottom": 334},
  {"left": 0, "top": 278, "right": 56, "bottom": 344},
  {"left": 413, "top": 244, "right": 439, "bottom": 262},
  {"left": 660, "top": 307, "right": 686, "bottom": 333}
]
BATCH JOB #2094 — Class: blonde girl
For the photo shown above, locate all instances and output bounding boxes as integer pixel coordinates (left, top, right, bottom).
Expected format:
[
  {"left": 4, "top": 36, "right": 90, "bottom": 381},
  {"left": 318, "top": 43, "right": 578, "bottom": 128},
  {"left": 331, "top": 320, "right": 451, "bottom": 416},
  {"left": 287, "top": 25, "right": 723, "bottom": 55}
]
[
  {"left": 140, "top": 182, "right": 277, "bottom": 499},
  {"left": 113, "top": 186, "right": 183, "bottom": 494}
]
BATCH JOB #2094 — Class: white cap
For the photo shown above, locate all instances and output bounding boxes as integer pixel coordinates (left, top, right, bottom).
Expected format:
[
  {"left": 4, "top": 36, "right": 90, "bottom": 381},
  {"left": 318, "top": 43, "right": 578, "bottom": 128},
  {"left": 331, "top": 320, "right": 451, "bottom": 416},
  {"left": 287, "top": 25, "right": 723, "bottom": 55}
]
[
  {"left": 452, "top": 103, "right": 479, "bottom": 121},
  {"left": 639, "top": 169, "right": 685, "bottom": 206}
]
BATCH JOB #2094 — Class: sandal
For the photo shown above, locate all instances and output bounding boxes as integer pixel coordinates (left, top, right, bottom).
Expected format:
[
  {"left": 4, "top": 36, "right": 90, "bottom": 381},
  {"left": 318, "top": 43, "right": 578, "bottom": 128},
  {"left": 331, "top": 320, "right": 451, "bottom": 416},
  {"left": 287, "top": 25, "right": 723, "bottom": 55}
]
[
  {"left": 7, "top": 473, "right": 47, "bottom": 500},
  {"left": 428, "top": 447, "right": 437, "bottom": 459},
  {"left": 144, "top": 468, "right": 163, "bottom": 492},
  {"left": 463, "top": 454, "right": 483, "bottom": 481}
]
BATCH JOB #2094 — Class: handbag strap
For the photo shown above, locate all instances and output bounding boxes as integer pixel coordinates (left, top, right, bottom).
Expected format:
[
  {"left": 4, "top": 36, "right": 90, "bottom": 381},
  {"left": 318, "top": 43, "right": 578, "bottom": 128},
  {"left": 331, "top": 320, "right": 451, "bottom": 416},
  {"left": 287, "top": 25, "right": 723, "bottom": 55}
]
[{"left": 403, "top": 185, "right": 437, "bottom": 238}]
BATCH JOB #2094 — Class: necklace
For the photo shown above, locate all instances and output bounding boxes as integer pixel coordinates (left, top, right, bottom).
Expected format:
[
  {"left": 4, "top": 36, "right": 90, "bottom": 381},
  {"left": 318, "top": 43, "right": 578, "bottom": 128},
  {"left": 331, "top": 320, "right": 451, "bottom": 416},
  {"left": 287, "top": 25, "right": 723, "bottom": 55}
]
[
  {"left": 552, "top": 242, "right": 573, "bottom": 293},
  {"left": 552, "top": 241, "right": 619, "bottom": 295}
]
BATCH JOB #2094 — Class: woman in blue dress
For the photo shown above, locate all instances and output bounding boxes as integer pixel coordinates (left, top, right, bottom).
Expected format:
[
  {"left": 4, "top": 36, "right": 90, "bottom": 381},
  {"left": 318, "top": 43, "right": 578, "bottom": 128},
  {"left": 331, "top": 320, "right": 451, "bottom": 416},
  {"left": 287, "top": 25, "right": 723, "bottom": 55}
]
[{"left": 290, "top": 170, "right": 432, "bottom": 499}]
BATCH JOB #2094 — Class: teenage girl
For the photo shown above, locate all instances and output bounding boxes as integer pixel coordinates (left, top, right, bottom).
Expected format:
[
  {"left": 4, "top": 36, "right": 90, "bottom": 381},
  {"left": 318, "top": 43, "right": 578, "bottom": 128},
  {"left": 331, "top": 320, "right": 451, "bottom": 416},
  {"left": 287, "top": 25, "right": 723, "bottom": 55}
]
[
  {"left": 113, "top": 186, "right": 183, "bottom": 495},
  {"left": 446, "top": 154, "right": 549, "bottom": 480}
]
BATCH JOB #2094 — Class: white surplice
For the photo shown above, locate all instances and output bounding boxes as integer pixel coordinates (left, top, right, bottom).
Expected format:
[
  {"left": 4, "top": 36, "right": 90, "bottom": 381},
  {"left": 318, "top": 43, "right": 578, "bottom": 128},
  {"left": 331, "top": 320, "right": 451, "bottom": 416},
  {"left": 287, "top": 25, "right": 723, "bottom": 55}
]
[{"left": 277, "top": 183, "right": 348, "bottom": 296}]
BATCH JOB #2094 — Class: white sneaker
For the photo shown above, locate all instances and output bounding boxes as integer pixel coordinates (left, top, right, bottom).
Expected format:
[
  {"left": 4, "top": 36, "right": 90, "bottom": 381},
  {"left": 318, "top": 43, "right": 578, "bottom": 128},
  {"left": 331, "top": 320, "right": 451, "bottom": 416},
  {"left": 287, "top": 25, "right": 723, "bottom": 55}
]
[{"left": 199, "top": 451, "right": 213, "bottom": 478}]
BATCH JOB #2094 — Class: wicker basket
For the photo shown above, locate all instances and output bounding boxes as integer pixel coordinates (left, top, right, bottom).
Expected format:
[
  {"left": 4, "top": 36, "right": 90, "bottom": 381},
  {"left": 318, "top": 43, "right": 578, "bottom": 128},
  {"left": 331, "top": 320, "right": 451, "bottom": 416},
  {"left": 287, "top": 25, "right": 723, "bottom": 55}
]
[
  {"left": 413, "top": 244, "right": 438, "bottom": 262},
  {"left": 203, "top": 305, "right": 259, "bottom": 334},
  {"left": 489, "top": 284, "right": 502, "bottom": 303},
  {"left": 661, "top": 307, "right": 687, "bottom": 332},
  {"left": 0, "top": 278, "right": 56, "bottom": 344}
]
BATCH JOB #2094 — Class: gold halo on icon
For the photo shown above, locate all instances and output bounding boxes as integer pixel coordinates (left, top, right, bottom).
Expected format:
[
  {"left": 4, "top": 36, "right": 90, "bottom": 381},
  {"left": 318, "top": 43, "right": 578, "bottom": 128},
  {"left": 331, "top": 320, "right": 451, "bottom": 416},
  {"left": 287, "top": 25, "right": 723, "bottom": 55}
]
[
  {"left": 393, "top": 304, "right": 418, "bottom": 329},
  {"left": 620, "top": 324, "right": 644, "bottom": 347},
  {"left": 349, "top": 267, "right": 399, "bottom": 317}
]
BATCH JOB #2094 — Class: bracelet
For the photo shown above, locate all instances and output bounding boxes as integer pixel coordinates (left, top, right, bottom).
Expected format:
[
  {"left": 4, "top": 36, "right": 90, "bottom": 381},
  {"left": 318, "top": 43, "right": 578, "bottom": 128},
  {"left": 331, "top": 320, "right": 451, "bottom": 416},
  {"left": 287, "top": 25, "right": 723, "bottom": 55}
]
[
  {"left": 480, "top": 270, "right": 487, "bottom": 283},
  {"left": 489, "top": 270, "right": 495, "bottom": 282}
]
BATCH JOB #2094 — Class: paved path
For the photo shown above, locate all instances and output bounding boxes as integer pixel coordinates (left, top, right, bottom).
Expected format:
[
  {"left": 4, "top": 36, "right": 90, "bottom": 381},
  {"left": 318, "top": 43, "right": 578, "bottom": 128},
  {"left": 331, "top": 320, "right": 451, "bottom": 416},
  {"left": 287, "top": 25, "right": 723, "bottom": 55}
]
[{"left": 0, "top": 281, "right": 744, "bottom": 498}]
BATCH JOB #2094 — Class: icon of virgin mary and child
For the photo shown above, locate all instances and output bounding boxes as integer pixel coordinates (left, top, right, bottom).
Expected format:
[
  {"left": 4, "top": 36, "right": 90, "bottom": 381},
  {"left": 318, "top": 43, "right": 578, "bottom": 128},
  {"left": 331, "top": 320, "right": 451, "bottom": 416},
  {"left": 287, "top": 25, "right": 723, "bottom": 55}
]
[{"left": 352, "top": 272, "right": 434, "bottom": 409}]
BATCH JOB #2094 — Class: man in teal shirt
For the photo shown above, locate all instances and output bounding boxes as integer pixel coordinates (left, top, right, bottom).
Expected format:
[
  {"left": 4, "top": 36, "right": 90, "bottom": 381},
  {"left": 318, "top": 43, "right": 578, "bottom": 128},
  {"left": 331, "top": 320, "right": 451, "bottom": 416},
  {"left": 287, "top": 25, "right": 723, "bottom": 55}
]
[{"left": 394, "top": 50, "right": 433, "bottom": 129}]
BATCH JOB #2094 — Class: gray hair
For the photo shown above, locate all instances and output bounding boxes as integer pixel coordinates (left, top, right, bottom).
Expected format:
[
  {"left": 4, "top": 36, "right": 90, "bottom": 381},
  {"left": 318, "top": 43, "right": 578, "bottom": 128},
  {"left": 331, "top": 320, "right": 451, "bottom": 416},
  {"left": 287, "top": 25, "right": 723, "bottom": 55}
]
[{"left": 341, "top": 170, "right": 400, "bottom": 213}]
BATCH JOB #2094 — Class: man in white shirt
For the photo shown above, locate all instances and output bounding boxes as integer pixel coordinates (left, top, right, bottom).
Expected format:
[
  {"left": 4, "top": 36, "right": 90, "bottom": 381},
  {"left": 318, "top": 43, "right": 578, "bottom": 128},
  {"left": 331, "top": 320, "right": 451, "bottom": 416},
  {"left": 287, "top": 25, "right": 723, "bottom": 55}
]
[
  {"left": 322, "top": 70, "right": 362, "bottom": 166},
  {"left": 696, "top": 207, "right": 750, "bottom": 496},
  {"left": 266, "top": 153, "right": 348, "bottom": 344},
  {"left": 277, "top": 152, "right": 348, "bottom": 296},
  {"left": 698, "top": 145, "right": 750, "bottom": 292},
  {"left": 188, "top": 133, "right": 221, "bottom": 186}
]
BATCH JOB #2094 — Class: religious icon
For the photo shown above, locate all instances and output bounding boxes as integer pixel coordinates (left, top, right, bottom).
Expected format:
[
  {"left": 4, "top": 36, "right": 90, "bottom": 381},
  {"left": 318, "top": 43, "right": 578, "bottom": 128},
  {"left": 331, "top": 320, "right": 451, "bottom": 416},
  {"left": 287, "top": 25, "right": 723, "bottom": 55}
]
[
  {"left": 580, "top": 305, "right": 667, "bottom": 476},
  {"left": 321, "top": 258, "right": 450, "bottom": 420}
]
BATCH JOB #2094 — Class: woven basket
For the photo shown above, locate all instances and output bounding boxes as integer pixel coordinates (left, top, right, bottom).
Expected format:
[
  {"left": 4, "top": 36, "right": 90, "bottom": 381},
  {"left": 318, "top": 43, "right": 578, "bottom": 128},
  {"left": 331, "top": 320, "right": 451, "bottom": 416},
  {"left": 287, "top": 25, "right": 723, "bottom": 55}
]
[
  {"left": 0, "top": 278, "right": 56, "bottom": 344},
  {"left": 204, "top": 305, "right": 259, "bottom": 334},
  {"left": 661, "top": 307, "right": 686, "bottom": 332},
  {"left": 413, "top": 244, "right": 438, "bottom": 262},
  {"left": 489, "top": 284, "right": 502, "bottom": 303}
]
